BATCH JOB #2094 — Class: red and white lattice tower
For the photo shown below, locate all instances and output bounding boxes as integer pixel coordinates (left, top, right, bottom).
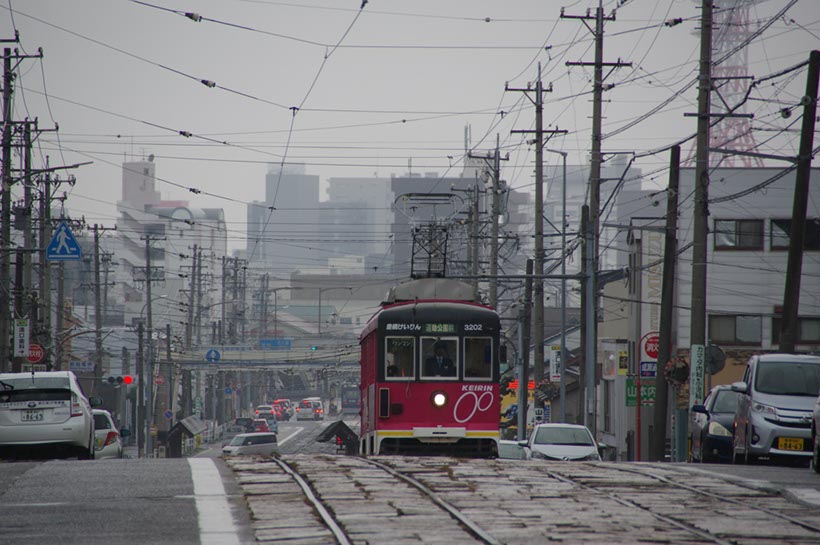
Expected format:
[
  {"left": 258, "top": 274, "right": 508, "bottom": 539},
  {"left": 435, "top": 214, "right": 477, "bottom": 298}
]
[{"left": 688, "top": 0, "right": 764, "bottom": 167}]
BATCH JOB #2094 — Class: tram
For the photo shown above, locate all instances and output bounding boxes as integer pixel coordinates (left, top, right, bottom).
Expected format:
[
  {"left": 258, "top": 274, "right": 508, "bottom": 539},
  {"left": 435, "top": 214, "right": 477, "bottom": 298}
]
[
  {"left": 359, "top": 277, "right": 502, "bottom": 457},
  {"left": 340, "top": 383, "right": 361, "bottom": 415}
]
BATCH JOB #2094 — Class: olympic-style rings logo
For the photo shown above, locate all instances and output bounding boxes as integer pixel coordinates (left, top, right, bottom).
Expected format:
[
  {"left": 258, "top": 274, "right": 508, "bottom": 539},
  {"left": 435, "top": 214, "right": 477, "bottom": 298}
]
[{"left": 453, "top": 390, "right": 494, "bottom": 423}]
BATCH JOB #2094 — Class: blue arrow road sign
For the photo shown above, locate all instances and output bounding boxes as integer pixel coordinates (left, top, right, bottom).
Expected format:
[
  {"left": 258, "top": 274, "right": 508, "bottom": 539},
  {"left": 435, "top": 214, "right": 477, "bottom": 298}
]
[
  {"left": 206, "top": 349, "right": 221, "bottom": 362},
  {"left": 47, "top": 221, "right": 83, "bottom": 261}
]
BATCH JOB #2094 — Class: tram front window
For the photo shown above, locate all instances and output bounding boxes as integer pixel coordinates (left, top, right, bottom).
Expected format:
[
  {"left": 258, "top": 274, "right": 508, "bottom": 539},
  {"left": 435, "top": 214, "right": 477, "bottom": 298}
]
[
  {"left": 385, "top": 337, "right": 415, "bottom": 380},
  {"left": 422, "top": 337, "right": 458, "bottom": 379},
  {"left": 464, "top": 337, "right": 493, "bottom": 380}
]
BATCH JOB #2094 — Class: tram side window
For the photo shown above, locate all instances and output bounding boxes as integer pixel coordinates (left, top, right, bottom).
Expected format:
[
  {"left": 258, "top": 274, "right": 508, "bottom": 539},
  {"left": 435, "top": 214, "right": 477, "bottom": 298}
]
[
  {"left": 421, "top": 337, "right": 458, "bottom": 379},
  {"left": 385, "top": 337, "right": 415, "bottom": 380},
  {"left": 464, "top": 337, "right": 493, "bottom": 380}
]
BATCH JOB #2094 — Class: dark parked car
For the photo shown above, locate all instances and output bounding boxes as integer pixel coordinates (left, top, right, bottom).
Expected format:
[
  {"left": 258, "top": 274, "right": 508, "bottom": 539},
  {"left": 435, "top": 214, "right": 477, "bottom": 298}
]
[
  {"left": 235, "top": 417, "right": 255, "bottom": 433},
  {"left": 691, "top": 385, "right": 739, "bottom": 463}
]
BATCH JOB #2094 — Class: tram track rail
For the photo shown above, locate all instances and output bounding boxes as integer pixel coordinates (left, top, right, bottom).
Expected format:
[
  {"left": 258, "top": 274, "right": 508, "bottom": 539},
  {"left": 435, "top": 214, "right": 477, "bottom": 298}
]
[
  {"left": 544, "top": 462, "right": 820, "bottom": 545},
  {"left": 607, "top": 464, "right": 820, "bottom": 534}
]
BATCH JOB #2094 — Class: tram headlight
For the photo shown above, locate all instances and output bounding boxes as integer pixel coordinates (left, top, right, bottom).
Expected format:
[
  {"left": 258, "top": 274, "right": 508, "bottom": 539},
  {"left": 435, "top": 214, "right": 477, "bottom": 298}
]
[{"left": 431, "top": 391, "right": 448, "bottom": 408}]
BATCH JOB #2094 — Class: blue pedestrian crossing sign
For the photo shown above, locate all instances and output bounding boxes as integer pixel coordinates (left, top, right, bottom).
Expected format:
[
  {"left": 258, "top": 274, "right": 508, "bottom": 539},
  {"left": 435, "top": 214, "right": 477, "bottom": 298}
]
[{"left": 47, "top": 221, "right": 83, "bottom": 261}]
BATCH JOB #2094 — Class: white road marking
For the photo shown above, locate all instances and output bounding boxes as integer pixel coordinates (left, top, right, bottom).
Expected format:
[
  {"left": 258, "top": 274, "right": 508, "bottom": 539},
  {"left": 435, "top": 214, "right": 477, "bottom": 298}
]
[
  {"left": 277, "top": 427, "right": 303, "bottom": 446},
  {"left": 188, "top": 458, "right": 240, "bottom": 545},
  {"left": 786, "top": 487, "right": 820, "bottom": 507}
]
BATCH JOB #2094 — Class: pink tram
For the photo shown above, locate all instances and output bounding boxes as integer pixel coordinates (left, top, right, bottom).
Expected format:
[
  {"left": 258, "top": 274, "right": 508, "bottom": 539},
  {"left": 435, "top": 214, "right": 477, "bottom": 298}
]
[{"left": 359, "top": 277, "right": 502, "bottom": 457}]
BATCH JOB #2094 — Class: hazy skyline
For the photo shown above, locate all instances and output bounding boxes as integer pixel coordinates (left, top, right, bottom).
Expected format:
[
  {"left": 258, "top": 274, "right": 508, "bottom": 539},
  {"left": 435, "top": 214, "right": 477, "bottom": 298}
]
[{"left": 3, "top": 0, "right": 817, "bottom": 253}]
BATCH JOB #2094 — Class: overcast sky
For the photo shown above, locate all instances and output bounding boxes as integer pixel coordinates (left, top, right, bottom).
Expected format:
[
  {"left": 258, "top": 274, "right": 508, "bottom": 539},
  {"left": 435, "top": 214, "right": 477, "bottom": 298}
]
[{"left": 3, "top": 0, "right": 817, "bottom": 252}]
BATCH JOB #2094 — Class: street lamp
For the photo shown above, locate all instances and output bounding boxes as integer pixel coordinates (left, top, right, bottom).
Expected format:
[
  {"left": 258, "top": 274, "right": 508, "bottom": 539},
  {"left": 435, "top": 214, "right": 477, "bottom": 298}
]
[{"left": 545, "top": 148, "right": 568, "bottom": 423}]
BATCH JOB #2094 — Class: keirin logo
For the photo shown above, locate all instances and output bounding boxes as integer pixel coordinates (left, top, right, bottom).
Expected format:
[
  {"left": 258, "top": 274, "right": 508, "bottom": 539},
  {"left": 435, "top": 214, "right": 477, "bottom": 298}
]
[{"left": 453, "top": 390, "right": 494, "bottom": 423}]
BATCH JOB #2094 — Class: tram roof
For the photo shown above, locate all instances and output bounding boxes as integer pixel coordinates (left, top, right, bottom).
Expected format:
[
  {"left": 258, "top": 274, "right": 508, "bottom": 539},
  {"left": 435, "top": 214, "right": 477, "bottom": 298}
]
[{"left": 385, "top": 277, "right": 478, "bottom": 304}]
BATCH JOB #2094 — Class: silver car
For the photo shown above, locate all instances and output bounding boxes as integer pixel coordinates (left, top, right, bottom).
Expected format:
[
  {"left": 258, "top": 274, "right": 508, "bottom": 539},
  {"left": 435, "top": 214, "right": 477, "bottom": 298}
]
[
  {"left": 222, "top": 432, "right": 278, "bottom": 456},
  {"left": 0, "top": 371, "right": 102, "bottom": 459},
  {"left": 732, "top": 354, "right": 820, "bottom": 464}
]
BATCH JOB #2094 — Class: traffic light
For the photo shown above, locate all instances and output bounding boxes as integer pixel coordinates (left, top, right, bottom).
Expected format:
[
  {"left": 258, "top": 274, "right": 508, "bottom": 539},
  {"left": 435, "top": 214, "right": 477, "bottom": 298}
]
[
  {"left": 310, "top": 346, "right": 317, "bottom": 351},
  {"left": 107, "top": 375, "right": 135, "bottom": 385}
]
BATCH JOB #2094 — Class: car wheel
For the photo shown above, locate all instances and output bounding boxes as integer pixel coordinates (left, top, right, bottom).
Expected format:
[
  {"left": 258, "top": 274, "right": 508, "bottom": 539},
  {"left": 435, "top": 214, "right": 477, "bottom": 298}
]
[{"left": 812, "top": 435, "right": 820, "bottom": 474}]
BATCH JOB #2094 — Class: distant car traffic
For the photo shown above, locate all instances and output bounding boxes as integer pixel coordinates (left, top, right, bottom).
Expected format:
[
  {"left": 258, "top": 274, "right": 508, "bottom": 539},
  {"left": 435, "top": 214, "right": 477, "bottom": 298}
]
[
  {"left": 93, "top": 409, "right": 124, "bottom": 459},
  {"left": 222, "top": 432, "right": 278, "bottom": 456},
  {"left": 732, "top": 353, "right": 820, "bottom": 465},
  {"left": 0, "top": 371, "right": 103, "bottom": 459},
  {"left": 274, "top": 399, "right": 294, "bottom": 420},
  {"left": 252, "top": 418, "right": 275, "bottom": 433},
  {"left": 519, "top": 423, "right": 602, "bottom": 462},
  {"left": 691, "top": 385, "right": 738, "bottom": 463},
  {"left": 296, "top": 399, "right": 324, "bottom": 421}
]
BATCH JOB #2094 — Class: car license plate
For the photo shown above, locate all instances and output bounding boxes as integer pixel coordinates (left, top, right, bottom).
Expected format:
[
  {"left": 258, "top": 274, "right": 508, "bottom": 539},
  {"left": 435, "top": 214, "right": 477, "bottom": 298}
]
[
  {"left": 778, "top": 437, "right": 804, "bottom": 451},
  {"left": 22, "top": 410, "right": 44, "bottom": 422}
]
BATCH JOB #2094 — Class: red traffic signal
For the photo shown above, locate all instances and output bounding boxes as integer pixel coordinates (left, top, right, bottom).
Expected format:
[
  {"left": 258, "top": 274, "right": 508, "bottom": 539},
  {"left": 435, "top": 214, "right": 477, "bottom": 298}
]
[
  {"left": 107, "top": 375, "right": 135, "bottom": 385},
  {"left": 123, "top": 375, "right": 134, "bottom": 385}
]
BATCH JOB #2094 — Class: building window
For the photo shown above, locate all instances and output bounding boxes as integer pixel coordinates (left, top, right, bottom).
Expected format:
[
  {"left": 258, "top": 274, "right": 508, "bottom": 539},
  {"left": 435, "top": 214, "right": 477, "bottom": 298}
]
[
  {"left": 772, "top": 316, "right": 820, "bottom": 344},
  {"left": 770, "top": 219, "right": 820, "bottom": 251},
  {"left": 714, "top": 219, "right": 763, "bottom": 250},
  {"left": 709, "top": 314, "right": 761, "bottom": 345}
]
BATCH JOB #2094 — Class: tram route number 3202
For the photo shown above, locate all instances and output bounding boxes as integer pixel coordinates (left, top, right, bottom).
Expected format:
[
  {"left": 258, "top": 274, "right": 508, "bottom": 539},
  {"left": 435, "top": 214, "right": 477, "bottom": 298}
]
[{"left": 464, "top": 324, "right": 484, "bottom": 331}]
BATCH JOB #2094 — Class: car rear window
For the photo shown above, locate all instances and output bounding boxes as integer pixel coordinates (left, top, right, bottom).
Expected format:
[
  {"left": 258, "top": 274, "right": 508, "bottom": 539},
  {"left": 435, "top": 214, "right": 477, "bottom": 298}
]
[
  {"left": 0, "top": 389, "right": 71, "bottom": 403},
  {"left": 94, "top": 414, "right": 112, "bottom": 429},
  {"left": 1, "top": 376, "right": 71, "bottom": 390}
]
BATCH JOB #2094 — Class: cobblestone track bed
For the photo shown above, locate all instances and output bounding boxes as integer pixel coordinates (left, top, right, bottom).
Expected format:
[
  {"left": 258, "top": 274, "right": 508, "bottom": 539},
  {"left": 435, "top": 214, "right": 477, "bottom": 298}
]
[
  {"left": 226, "top": 455, "right": 820, "bottom": 545},
  {"left": 226, "top": 455, "right": 498, "bottom": 545}
]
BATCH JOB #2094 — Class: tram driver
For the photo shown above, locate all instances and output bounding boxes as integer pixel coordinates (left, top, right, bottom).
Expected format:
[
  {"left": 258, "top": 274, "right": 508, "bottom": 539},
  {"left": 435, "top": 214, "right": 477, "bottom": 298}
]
[{"left": 424, "top": 340, "right": 456, "bottom": 377}]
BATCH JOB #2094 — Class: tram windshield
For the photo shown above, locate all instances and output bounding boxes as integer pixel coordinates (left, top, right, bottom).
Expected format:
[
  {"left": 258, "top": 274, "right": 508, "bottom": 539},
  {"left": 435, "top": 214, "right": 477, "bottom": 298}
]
[
  {"left": 464, "top": 337, "right": 493, "bottom": 380},
  {"left": 385, "top": 337, "right": 415, "bottom": 380},
  {"left": 421, "top": 337, "right": 458, "bottom": 379}
]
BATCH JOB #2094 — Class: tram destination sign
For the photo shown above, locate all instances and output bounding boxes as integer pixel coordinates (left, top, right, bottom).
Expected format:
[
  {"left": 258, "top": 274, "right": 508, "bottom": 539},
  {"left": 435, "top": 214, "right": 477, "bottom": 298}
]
[{"left": 422, "top": 323, "right": 455, "bottom": 333}]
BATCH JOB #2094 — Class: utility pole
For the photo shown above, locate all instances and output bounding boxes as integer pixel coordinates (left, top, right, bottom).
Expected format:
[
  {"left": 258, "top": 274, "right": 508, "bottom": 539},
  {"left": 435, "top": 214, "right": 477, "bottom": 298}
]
[
  {"left": 471, "top": 183, "right": 480, "bottom": 300},
  {"left": 650, "top": 145, "right": 680, "bottom": 462},
  {"left": 688, "top": 0, "right": 714, "bottom": 418},
  {"left": 509, "top": 65, "right": 566, "bottom": 385},
  {"left": 779, "top": 50, "right": 820, "bottom": 353},
  {"left": 517, "top": 259, "right": 533, "bottom": 442},
  {"left": 141, "top": 234, "right": 165, "bottom": 457},
  {"left": 195, "top": 247, "right": 204, "bottom": 347},
  {"left": 92, "top": 225, "right": 116, "bottom": 389},
  {"left": 136, "top": 321, "right": 145, "bottom": 457},
  {"left": 1, "top": 47, "right": 13, "bottom": 373},
  {"left": 186, "top": 245, "right": 197, "bottom": 351},
  {"left": 490, "top": 135, "right": 500, "bottom": 310},
  {"left": 582, "top": 205, "right": 596, "bottom": 432},
  {"left": 0, "top": 44, "right": 44, "bottom": 373},
  {"left": 261, "top": 274, "right": 269, "bottom": 338},
  {"left": 467, "top": 136, "right": 508, "bottom": 308},
  {"left": 563, "top": 2, "right": 631, "bottom": 430}
]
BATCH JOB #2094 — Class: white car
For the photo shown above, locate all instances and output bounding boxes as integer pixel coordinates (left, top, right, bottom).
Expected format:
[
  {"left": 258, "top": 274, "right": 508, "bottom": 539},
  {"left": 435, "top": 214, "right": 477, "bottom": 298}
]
[
  {"left": 93, "top": 409, "right": 124, "bottom": 459},
  {"left": 222, "top": 432, "right": 278, "bottom": 456},
  {"left": 0, "top": 371, "right": 102, "bottom": 459},
  {"left": 519, "top": 423, "right": 602, "bottom": 462}
]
